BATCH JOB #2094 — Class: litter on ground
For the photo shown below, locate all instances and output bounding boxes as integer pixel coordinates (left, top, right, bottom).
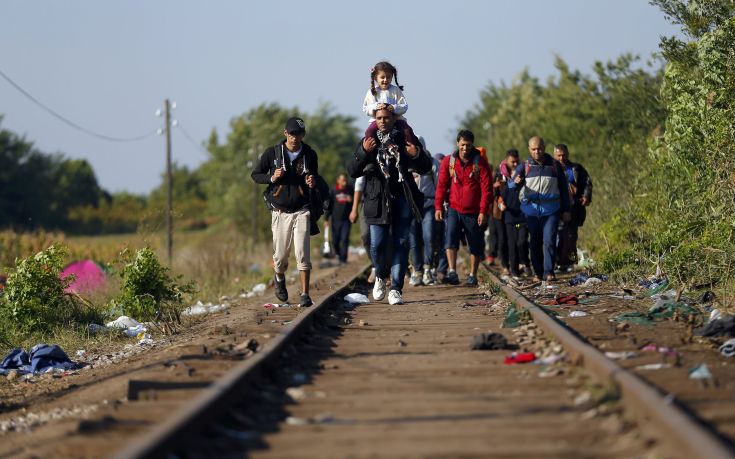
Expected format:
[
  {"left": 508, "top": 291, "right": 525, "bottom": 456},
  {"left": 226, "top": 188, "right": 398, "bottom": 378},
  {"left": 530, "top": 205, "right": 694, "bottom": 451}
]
[
  {"left": 718, "top": 339, "right": 735, "bottom": 358},
  {"left": 503, "top": 352, "right": 536, "bottom": 365},
  {"left": 635, "top": 363, "right": 672, "bottom": 371},
  {"left": 689, "top": 363, "right": 713, "bottom": 380},
  {"left": 343, "top": 293, "right": 370, "bottom": 304},
  {"left": 604, "top": 351, "right": 637, "bottom": 360},
  {"left": 470, "top": 332, "right": 510, "bottom": 350},
  {"left": 182, "top": 301, "right": 230, "bottom": 316},
  {"left": 106, "top": 316, "right": 147, "bottom": 337},
  {"left": 0, "top": 344, "right": 79, "bottom": 375}
]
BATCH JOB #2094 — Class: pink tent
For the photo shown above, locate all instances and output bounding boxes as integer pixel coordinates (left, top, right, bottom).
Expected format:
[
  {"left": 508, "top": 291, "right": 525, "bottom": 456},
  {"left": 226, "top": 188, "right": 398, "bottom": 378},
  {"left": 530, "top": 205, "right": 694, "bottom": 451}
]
[{"left": 60, "top": 260, "right": 107, "bottom": 294}]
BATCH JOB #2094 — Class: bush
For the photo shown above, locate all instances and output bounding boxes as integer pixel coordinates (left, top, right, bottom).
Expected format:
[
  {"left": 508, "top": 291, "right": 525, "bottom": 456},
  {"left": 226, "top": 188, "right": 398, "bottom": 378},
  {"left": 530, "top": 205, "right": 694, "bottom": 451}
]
[
  {"left": 0, "top": 244, "right": 80, "bottom": 333},
  {"left": 113, "top": 248, "right": 195, "bottom": 322}
]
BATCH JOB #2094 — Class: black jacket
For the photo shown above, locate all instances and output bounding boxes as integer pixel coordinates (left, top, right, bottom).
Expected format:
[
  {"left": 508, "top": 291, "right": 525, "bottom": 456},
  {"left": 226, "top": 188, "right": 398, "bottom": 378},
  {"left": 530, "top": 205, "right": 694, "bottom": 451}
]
[
  {"left": 347, "top": 129, "right": 432, "bottom": 225},
  {"left": 561, "top": 161, "right": 593, "bottom": 227},
  {"left": 500, "top": 184, "right": 526, "bottom": 225},
  {"left": 251, "top": 141, "right": 318, "bottom": 212}
]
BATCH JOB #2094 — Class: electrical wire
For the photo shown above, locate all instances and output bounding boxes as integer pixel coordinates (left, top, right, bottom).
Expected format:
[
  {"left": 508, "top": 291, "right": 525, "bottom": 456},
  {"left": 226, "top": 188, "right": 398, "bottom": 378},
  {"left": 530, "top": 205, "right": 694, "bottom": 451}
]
[
  {"left": 0, "top": 67, "right": 157, "bottom": 142},
  {"left": 176, "top": 122, "right": 210, "bottom": 156}
]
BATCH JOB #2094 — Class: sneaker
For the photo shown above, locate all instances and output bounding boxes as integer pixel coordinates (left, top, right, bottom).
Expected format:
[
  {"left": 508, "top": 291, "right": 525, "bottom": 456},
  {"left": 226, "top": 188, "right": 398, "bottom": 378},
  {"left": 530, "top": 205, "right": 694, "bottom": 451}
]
[
  {"left": 485, "top": 256, "right": 495, "bottom": 264},
  {"left": 422, "top": 268, "right": 433, "bottom": 286},
  {"left": 466, "top": 274, "right": 478, "bottom": 286},
  {"left": 299, "top": 293, "right": 313, "bottom": 308},
  {"left": 409, "top": 271, "right": 423, "bottom": 286},
  {"left": 373, "top": 278, "right": 386, "bottom": 301},
  {"left": 367, "top": 267, "right": 377, "bottom": 283},
  {"left": 445, "top": 271, "right": 460, "bottom": 285},
  {"left": 274, "top": 274, "right": 288, "bottom": 302},
  {"left": 388, "top": 289, "right": 404, "bottom": 305}
]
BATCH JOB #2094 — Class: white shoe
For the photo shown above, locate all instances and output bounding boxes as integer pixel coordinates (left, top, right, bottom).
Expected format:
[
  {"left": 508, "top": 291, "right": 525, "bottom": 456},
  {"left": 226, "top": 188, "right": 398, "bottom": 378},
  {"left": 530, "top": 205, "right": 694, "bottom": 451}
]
[
  {"left": 388, "top": 289, "right": 404, "bottom": 305},
  {"left": 373, "top": 278, "right": 386, "bottom": 301},
  {"left": 409, "top": 271, "right": 423, "bottom": 286},
  {"left": 422, "top": 266, "right": 433, "bottom": 285}
]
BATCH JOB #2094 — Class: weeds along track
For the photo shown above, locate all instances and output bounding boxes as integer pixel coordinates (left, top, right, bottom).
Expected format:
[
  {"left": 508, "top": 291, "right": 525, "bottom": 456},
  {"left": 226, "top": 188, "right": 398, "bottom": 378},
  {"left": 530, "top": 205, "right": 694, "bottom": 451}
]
[
  {"left": 483, "top": 266, "right": 735, "bottom": 459},
  {"left": 107, "top": 275, "right": 699, "bottom": 458}
]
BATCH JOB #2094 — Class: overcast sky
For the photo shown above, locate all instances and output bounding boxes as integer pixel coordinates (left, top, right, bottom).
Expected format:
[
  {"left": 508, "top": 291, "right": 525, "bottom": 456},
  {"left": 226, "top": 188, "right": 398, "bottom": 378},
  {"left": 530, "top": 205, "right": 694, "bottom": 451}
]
[{"left": 1, "top": 0, "right": 680, "bottom": 194}]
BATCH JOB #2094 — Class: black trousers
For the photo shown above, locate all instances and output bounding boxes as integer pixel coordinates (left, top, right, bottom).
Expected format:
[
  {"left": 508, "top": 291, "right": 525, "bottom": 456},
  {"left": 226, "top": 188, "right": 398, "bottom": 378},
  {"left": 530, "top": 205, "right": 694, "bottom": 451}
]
[
  {"left": 490, "top": 218, "right": 509, "bottom": 268},
  {"left": 505, "top": 222, "right": 530, "bottom": 276},
  {"left": 332, "top": 219, "right": 351, "bottom": 263}
]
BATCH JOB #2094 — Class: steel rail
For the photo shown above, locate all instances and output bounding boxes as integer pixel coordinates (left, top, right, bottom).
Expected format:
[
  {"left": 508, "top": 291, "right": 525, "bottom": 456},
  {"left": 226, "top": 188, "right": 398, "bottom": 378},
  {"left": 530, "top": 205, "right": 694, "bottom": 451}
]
[
  {"left": 485, "top": 269, "right": 735, "bottom": 459},
  {"left": 112, "top": 263, "right": 371, "bottom": 459}
]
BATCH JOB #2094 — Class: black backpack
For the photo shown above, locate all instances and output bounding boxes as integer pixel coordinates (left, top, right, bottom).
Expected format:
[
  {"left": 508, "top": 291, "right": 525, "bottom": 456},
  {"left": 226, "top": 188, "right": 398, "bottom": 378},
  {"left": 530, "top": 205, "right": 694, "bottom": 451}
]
[{"left": 260, "top": 143, "right": 332, "bottom": 235}]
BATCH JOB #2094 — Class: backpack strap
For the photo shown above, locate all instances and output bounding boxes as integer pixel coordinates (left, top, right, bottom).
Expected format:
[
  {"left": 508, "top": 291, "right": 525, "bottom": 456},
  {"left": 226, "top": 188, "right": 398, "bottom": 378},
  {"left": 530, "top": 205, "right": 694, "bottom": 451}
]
[
  {"left": 470, "top": 154, "right": 480, "bottom": 178},
  {"left": 274, "top": 143, "right": 284, "bottom": 171}
]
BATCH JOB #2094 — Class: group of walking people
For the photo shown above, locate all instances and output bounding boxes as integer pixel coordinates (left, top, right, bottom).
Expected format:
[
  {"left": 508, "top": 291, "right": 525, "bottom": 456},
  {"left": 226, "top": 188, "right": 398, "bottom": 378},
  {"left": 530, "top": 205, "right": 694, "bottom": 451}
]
[{"left": 252, "top": 61, "right": 592, "bottom": 307}]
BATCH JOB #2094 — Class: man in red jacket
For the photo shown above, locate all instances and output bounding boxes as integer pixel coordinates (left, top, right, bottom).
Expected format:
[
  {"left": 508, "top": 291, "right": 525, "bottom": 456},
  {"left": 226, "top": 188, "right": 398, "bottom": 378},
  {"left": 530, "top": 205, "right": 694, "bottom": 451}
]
[{"left": 434, "top": 130, "right": 493, "bottom": 286}]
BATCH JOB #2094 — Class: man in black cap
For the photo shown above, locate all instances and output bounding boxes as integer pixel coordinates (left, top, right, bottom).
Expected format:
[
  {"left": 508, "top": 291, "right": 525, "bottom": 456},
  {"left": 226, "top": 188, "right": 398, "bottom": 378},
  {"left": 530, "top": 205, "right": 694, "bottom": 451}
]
[{"left": 251, "top": 116, "right": 318, "bottom": 307}]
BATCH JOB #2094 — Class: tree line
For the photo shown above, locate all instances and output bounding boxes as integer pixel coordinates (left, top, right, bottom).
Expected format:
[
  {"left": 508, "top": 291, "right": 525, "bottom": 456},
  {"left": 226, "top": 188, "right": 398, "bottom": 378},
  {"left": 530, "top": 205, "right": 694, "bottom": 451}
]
[
  {"left": 2, "top": 0, "right": 732, "bottom": 293},
  {"left": 0, "top": 103, "right": 360, "bottom": 237}
]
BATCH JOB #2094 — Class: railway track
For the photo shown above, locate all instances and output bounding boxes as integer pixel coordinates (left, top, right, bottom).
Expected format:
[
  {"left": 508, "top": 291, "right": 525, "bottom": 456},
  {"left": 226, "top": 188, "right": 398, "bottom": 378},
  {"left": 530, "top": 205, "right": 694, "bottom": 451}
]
[
  {"left": 112, "top": 270, "right": 700, "bottom": 458},
  {"left": 7, "top": 261, "right": 734, "bottom": 458}
]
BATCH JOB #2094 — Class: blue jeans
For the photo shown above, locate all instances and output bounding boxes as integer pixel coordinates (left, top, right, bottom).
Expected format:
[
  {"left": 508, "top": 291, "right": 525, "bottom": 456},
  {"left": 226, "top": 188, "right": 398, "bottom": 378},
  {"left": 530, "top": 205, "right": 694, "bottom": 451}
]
[
  {"left": 436, "top": 216, "right": 448, "bottom": 274},
  {"left": 445, "top": 208, "right": 485, "bottom": 256},
  {"left": 370, "top": 196, "right": 412, "bottom": 292},
  {"left": 409, "top": 206, "right": 435, "bottom": 269},
  {"left": 526, "top": 213, "right": 560, "bottom": 277}
]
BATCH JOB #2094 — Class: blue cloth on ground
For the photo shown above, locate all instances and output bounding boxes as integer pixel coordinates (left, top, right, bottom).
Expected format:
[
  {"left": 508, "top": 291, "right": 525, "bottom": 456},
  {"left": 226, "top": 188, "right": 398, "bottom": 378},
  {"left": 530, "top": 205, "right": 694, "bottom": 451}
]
[{"left": 0, "top": 344, "right": 78, "bottom": 375}]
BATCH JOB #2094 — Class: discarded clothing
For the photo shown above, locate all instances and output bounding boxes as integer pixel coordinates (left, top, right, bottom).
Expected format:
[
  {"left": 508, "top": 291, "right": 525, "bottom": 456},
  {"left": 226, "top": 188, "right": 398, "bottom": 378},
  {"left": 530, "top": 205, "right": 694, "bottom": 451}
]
[
  {"left": 568, "top": 273, "right": 589, "bottom": 286},
  {"left": 0, "top": 344, "right": 78, "bottom": 375},
  {"left": 719, "top": 339, "right": 735, "bottom": 358},
  {"left": 695, "top": 315, "right": 735, "bottom": 337},
  {"left": 470, "top": 333, "right": 510, "bottom": 350},
  {"left": 544, "top": 294, "right": 578, "bottom": 306},
  {"left": 569, "top": 273, "right": 608, "bottom": 286},
  {"left": 503, "top": 352, "right": 536, "bottom": 365}
]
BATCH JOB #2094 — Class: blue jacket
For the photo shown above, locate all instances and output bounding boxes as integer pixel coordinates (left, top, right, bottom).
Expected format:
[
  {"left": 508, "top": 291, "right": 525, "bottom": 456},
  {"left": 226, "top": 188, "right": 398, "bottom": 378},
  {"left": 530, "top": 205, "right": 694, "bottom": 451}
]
[{"left": 515, "top": 153, "right": 571, "bottom": 218}]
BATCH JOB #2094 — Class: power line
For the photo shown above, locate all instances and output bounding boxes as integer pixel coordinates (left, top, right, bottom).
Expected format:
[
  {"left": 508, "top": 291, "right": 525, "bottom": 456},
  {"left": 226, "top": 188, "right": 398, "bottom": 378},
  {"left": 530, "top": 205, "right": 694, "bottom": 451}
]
[
  {"left": 0, "top": 67, "right": 157, "bottom": 142},
  {"left": 176, "top": 122, "right": 210, "bottom": 156}
]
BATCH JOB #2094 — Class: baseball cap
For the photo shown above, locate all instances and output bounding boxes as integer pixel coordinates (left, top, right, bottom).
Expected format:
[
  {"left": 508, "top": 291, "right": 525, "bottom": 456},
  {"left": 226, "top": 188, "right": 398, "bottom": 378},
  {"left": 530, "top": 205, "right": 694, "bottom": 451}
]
[{"left": 285, "top": 117, "right": 306, "bottom": 135}]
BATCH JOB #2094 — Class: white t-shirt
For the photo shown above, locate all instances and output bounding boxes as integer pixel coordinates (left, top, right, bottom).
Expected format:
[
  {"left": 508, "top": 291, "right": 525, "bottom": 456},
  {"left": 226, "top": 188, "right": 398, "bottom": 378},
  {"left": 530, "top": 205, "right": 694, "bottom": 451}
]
[
  {"left": 355, "top": 176, "right": 366, "bottom": 192},
  {"left": 285, "top": 146, "right": 302, "bottom": 164}
]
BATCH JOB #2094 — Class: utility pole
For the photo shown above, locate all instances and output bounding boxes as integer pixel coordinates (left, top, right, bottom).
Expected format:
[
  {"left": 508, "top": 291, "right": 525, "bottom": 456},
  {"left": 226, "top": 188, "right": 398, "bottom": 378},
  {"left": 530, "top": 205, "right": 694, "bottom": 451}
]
[{"left": 164, "top": 99, "right": 173, "bottom": 266}]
